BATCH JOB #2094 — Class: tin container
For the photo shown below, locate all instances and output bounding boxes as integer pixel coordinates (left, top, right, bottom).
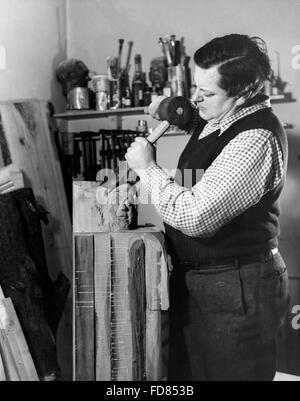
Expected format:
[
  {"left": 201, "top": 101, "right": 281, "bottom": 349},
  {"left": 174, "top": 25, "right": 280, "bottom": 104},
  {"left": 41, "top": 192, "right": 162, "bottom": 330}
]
[
  {"left": 168, "top": 65, "right": 186, "bottom": 97},
  {"left": 67, "top": 87, "right": 90, "bottom": 110},
  {"left": 136, "top": 120, "right": 148, "bottom": 134},
  {"left": 91, "top": 74, "right": 109, "bottom": 93},
  {"left": 95, "top": 91, "right": 108, "bottom": 111}
]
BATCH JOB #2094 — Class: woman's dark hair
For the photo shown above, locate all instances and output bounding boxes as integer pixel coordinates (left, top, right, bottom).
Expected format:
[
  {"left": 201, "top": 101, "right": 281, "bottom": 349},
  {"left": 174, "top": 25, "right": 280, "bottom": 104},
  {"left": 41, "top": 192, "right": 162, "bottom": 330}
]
[{"left": 194, "top": 34, "right": 272, "bottom": 98}]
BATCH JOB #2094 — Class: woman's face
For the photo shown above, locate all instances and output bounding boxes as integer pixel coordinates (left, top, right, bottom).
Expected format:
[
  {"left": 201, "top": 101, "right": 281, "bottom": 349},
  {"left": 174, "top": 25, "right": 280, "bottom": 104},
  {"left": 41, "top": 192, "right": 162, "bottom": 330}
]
[{"left": 192, "top": 65, "right": 239, "bottom": 121}]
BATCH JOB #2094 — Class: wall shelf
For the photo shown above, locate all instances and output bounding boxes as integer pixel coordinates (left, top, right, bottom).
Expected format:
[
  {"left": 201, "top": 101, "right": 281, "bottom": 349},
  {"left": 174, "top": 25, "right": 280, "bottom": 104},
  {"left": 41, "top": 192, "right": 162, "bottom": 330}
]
[
  {"left": 54, "top": 107, "right": 146, "bottom": 120},
  {"left": 54, "top": 97, "right": 298, "bottom": 121},
  {"left": 270, "top": 98, "right": 297, "bottom": 104}
]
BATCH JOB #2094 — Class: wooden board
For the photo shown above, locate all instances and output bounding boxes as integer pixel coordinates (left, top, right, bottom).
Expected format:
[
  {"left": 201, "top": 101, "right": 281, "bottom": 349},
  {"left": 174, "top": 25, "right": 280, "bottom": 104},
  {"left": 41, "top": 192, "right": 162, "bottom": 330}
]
[
  {"left": 0, "top": 307, "right": 6, "bottom": 381},
  {"left": 0, "top": 346, "right": 6, "bottom": 381},
  {"left": 74, "top": 235, "right": 95, "bottom": 381},
  {"left": 0, "top": 298, "right": 39, "bottom": 381},
  {"left": 128, "top": 238, "right": 146, "bottom": 380},
  {"left": 0, "top": 329, "right": 19, "bottom": 381},
  {"left": 144, "top": 234, "right": 163, "bottom": 381},
  {"left": 94, "top": 234, "right": 111, "bottom": 381},
  {"left": 0, "top": 100, "right": 72, "bottom": 278},
  {"left": 0, "top": 100, "right": 72, "bottom": 379}
]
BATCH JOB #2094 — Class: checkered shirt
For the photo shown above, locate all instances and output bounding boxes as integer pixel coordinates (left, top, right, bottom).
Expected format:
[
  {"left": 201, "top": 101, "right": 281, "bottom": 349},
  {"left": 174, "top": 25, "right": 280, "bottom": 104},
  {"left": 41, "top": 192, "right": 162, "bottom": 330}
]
[{"left": 139, "top": 97, "right": 284, "bottom": 238}]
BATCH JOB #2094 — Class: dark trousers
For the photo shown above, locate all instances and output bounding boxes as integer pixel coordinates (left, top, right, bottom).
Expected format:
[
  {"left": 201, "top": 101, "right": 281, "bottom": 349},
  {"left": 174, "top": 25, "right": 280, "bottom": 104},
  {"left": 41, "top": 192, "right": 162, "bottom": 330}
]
[{"left": 167, "top": 251, "right": 290, "bottom": 381}]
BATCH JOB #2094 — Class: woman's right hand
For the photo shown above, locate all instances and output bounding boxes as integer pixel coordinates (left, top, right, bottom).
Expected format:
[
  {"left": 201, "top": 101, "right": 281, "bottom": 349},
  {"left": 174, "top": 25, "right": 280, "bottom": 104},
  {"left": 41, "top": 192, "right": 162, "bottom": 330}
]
[{"left": 145, "top": 95, "right": 167, "bottom": 121}]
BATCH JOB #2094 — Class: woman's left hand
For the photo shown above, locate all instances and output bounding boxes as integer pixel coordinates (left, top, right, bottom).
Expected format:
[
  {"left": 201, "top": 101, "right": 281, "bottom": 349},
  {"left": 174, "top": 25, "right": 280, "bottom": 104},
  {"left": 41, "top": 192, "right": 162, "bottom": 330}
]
[{"left": 125, "top": 137, "right": 156, "bottom": 175}]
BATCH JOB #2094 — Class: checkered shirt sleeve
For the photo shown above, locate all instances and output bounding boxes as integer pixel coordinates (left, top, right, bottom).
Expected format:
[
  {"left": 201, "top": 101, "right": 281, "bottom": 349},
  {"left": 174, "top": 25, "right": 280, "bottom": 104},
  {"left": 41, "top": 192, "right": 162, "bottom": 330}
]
[{"left": 139, "top": 129, "right": 283, "bottom": 238}]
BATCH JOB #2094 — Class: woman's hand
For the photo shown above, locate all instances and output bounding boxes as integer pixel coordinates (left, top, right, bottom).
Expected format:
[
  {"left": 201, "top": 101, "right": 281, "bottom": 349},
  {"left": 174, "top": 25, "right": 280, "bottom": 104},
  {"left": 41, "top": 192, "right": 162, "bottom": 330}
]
[
  {"left": 146, "top": 95, "right": 167, "bottom": 120},
  {"left": 125, "top": 137, "right": 156, "bottom": 175}
]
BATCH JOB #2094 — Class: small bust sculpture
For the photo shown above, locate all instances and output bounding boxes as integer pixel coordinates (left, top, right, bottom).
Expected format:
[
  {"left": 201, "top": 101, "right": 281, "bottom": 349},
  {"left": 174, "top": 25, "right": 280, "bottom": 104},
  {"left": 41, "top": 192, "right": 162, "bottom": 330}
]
[{"left": 56, "top": 59, "right": 90, "bottom": 97}]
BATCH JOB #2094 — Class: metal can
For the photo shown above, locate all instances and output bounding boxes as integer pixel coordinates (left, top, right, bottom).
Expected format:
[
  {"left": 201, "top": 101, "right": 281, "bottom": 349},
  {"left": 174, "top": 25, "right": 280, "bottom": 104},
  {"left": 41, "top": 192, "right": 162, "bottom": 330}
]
[
  {"left": 67, "top": 87, "right": 90, "bottom": 110},
  {"left": 91, "top": 74, "right": 109, "bottom": 93},
  {"left": 136, "top": 119, "right": 148, "bottom": 134},
  {"left": 95, "top": 91, "right": 108, "bottom": 111}
]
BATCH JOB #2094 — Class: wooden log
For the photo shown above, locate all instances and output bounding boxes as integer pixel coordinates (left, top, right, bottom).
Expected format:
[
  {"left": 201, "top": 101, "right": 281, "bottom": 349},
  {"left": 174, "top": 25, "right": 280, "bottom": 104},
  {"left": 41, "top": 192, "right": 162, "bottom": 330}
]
[
  {"left": 74, "top": 235, "right": 95, "bottom": 381},
  {"left": 0, "top": 298, "right": 39, "bottom": 381},
  {"left": 94, "top": 234, "right": 111, "bottom": 380}
]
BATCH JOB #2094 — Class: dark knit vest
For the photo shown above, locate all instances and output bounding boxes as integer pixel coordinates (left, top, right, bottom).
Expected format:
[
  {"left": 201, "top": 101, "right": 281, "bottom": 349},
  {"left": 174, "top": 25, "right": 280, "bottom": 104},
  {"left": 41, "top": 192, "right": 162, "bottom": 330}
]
[{"left": 164, "top": 103, "right": 288, "bottom": 264}]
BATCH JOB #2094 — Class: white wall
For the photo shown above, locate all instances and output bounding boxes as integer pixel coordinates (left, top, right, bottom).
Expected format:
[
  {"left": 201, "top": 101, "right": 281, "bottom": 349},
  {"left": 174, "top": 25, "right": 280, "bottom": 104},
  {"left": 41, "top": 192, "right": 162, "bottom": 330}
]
[
  {"left": 0, "top": 0, "right": 67, "bottom": 111},
  {"left": 67, "top": 0, "right": 300, "bottom": 125}
]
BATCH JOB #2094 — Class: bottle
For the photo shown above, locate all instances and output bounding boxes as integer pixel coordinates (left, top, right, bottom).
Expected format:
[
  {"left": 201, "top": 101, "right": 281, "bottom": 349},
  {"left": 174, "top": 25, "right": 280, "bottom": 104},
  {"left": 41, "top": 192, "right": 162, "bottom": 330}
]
[
  {"left": 132, "top": 54, "right": 144, "bottom": 107},
  {"left": 121, "top": 72, "right": 132, "bottom": 108},
  {"left": 123, "top": 86, "right": 132, "bottom": 108},
  {"left": 143, "top": 83, "right": 152, "bottom": 106},
  {"left": 109, "top": 78, "right": 121, "bottom": 109}
]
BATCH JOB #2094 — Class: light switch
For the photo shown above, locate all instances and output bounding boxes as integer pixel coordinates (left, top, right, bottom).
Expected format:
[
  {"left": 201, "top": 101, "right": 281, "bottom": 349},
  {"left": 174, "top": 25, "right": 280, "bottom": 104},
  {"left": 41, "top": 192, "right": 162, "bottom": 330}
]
[{"left": 0, "top": 45, "right": 6, "bottom": 70}]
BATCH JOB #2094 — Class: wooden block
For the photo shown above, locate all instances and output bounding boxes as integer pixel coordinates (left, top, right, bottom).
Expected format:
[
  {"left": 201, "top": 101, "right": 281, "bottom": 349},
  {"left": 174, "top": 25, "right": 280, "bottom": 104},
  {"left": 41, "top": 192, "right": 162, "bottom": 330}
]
[
  {"left": 0, "top": 298, "right": 39, "bottom": 381},
  {"left": 0, "top": 329, "right": 19, "bottom": 381},
  {"left": 73, "top": 181, "right": 137, "bottom": 233},
  {"left": 75, "top": 228, "right": 169, "bottom": 381},
  {"left": 73, "top": 182, "right": 105, "bottom": 232},
  {"left": 94, "top": 234, "right": 111, "bottom": 380},
  {"left": 74, "top": 235, "right": 95, "bottom": 381}
]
